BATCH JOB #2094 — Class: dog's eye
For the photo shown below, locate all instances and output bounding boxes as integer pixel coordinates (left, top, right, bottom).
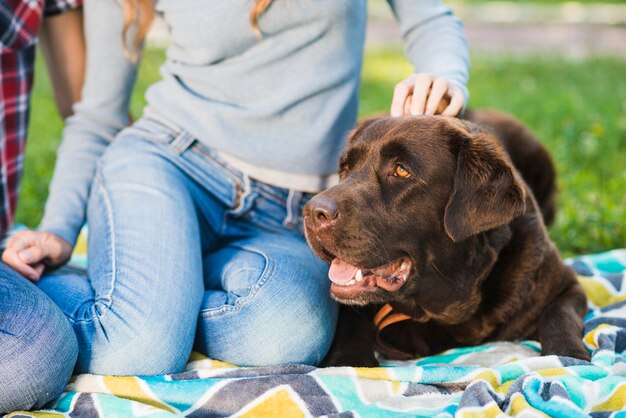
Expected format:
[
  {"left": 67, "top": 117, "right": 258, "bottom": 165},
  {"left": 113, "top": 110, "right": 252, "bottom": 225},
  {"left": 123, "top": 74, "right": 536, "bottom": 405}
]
[{"left": 393, "top": 164, "right": 411, "bottom": 178}]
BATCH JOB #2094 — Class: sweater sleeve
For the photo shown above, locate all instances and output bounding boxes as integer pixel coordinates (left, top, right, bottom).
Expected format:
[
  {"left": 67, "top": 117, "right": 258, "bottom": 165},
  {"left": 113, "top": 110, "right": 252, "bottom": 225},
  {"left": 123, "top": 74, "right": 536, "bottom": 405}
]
[
  {"left": 386, "top": 0, "right": 470, "bottom": 103},
  {"left": 38, "top": 0, "right": 141, "bottom": 247}
]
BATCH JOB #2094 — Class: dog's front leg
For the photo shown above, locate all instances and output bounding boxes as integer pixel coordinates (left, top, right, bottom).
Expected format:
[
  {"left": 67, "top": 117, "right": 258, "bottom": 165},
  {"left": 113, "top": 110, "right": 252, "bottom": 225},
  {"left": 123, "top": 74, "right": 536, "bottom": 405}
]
[
  {"left": 321, "top": 305, "right": 379, "bottom": 367},
  {"left": 538, "top": 281, "right": 590, "bottom": 361}
]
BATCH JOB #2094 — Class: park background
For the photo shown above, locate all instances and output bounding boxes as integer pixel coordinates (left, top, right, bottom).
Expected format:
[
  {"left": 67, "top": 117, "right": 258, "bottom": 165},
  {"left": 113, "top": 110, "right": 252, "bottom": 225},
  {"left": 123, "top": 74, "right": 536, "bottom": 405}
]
[{"left": 19, "top": 0, "right": 626, "bottom": 257}]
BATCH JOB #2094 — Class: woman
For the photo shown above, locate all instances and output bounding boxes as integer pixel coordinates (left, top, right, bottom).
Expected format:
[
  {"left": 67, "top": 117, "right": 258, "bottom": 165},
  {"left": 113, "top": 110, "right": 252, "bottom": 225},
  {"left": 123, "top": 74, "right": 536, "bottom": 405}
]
[{"left": 3, "top": 0, "right": 469, "bottom": 375}]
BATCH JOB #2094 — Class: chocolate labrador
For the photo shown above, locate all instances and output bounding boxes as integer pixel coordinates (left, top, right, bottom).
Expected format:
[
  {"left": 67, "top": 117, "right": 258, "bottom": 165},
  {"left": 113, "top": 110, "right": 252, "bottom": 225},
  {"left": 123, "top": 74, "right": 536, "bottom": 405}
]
[{"left": 303, "top": 109, "right": 589, "bottom": 366}]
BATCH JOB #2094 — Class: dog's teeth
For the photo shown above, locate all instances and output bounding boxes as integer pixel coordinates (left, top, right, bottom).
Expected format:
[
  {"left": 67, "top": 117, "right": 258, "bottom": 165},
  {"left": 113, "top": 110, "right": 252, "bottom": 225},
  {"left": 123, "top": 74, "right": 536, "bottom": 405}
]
[{"left": 355, "top": 269, "right": 363, "bottom": 282}]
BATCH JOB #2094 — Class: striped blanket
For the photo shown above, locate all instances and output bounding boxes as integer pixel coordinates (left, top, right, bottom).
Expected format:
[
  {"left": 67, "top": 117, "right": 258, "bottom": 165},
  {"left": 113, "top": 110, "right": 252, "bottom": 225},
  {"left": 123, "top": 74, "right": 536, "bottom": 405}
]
[{"left": 6, "top": 248, "right": 626, "bottom": 418}]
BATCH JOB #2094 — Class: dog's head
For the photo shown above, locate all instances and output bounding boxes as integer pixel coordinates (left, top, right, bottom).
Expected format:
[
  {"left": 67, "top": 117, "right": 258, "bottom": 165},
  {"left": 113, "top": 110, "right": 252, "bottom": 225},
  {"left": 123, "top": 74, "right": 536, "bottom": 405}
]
[{"left": 304, "top": 116, "right": 527, "bottom": 318}]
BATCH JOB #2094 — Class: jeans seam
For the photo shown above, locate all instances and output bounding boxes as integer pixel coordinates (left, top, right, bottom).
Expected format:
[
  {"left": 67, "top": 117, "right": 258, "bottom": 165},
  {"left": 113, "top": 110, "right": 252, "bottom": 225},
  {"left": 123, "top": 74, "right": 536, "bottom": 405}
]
[
  {"left": 199, "top": 246, "right": 275, "bottom": 318},
  {"left": 68, "top": 170, "right": 115, "bottom": 325},
  {"left": 99, "top": 170, "right": 117, "bottom": 307}
]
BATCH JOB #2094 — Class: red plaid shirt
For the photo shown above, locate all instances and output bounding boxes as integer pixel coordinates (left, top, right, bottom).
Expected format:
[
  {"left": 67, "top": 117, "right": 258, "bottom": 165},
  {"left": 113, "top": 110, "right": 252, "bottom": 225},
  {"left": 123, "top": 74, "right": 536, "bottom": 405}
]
[{"left": 0, "top": 0, "right": 81, "bottom": 236}]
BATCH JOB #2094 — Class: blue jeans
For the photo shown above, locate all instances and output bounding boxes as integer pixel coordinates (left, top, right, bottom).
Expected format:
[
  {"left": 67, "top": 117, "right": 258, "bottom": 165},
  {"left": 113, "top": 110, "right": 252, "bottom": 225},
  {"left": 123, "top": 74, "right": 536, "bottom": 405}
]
[
  {"left": 38, "top": 117, "right": 338, "bottom": 375},
  {"left": 0, "top": 263, "right": 78, "bottom": 413}
]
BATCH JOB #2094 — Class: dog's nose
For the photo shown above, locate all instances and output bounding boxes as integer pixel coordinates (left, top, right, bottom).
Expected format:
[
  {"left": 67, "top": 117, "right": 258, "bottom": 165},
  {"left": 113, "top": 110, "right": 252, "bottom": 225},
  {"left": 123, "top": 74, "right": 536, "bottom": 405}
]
[{"left": 306, "top": 196, "right": 339, "bottom": 228}]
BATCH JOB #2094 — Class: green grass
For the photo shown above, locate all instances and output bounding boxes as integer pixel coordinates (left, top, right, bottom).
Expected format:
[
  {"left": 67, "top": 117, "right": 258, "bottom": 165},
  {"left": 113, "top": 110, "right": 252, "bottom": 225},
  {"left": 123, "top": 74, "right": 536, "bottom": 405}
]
[{"left": 20, "top": 48, "right": 626, "bottom": 256}]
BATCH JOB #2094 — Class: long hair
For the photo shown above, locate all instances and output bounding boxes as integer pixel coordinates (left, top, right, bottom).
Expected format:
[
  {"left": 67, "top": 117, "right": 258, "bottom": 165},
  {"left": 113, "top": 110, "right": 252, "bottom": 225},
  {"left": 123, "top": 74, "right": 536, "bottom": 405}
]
[
  {"left": 249, "top": 0, "right": 273, "bottom": 37},
  {"left": 122, "top": 0, "right": 155, "bottom": 62},
  {"left": 122, "top": 0, "right": 274, "bottom": 60}
]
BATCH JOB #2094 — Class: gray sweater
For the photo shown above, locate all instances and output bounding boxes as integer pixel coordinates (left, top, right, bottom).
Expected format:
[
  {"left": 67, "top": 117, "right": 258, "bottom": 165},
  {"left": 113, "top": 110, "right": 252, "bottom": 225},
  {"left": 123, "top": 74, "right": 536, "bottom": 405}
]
[{"left": 40, "top": 0, "right": 469, "bottom": 247}]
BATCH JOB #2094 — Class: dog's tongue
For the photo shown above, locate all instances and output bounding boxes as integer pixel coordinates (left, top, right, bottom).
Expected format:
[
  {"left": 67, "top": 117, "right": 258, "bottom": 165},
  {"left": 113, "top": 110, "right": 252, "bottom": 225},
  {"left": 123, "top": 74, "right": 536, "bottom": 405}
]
[{"left": 329, "top": 258, "right": 358, "bottom": 284}]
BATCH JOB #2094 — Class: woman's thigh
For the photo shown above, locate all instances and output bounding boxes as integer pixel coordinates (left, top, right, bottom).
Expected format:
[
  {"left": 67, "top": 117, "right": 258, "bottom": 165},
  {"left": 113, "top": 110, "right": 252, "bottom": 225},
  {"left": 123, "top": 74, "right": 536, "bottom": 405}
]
[
  {"left": 0, "top": 263, "right": 77, "bottom": 413},
  {"left": 196, "top": 232, "right": 338, "bottom": 367},
  {"left": 38, "top": 135, "right": 214, "bottom": 375}
]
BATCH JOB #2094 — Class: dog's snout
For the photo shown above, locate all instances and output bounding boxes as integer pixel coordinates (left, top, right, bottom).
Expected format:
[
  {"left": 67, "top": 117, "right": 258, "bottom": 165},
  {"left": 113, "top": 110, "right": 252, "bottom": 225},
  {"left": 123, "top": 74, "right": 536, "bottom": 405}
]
[{"left": 306, "top": 196, "right": 339, "bottom": 228}]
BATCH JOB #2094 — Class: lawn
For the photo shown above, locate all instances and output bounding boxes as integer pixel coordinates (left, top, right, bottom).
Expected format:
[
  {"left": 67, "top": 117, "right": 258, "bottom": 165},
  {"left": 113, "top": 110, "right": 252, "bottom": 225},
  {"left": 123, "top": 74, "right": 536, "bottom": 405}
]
[{"left": 20, "top": 48, "right": 625, "bottom": 256}]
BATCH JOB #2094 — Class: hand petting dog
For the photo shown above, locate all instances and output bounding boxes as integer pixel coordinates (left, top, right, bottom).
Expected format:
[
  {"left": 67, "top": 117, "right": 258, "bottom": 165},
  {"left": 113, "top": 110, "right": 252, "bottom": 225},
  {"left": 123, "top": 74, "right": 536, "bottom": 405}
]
[{"left": 390, "top": 73, "right": 465, "bottom": 117}]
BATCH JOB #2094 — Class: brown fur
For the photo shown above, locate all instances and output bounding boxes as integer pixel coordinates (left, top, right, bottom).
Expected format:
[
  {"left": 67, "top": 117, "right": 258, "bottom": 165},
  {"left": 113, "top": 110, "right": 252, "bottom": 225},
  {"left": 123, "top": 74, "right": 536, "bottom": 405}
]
[{"left": 303, "top": 109, "right": 589, "bottom": 366}]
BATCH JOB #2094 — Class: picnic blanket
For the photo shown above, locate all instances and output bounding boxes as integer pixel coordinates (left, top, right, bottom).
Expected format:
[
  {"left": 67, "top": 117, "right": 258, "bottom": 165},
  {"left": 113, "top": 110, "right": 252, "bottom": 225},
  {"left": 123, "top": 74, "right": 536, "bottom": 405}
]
[{"left": 5, "top": 247, "right": 626, "bottom": 418}]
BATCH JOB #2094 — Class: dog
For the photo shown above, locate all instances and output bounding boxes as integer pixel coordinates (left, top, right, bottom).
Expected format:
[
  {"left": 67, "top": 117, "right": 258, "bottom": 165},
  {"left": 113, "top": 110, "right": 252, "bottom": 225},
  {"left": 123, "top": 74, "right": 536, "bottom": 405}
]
[{"left": 303, "top": 109, "right": 589, "bottom": 367}]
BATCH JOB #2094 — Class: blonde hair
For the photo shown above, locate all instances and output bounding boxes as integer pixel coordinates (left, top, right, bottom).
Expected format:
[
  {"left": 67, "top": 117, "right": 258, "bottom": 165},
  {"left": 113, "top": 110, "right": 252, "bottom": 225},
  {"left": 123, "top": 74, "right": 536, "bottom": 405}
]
[
  {"left": 123, "top": 0, "right": 274, "bottom": 60},
  {"left": 250, "top": 0, "right": 274, "bottom": 37},
  {"left": 122, "top": 0, "right": 155, "bottom": 62}
]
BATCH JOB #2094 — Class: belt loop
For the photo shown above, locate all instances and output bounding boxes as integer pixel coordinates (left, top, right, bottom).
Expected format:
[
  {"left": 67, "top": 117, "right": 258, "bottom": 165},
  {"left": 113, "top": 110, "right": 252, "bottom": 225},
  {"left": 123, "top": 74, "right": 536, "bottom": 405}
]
[
  {"left": 169, "top": 131, "right": 196, "bottom": 154},
  {"left": 230, "top": 173, "right": 252, "bottom": 215},
  {"left": 283, "top": 189, "right": 303, "bottom": 228}
]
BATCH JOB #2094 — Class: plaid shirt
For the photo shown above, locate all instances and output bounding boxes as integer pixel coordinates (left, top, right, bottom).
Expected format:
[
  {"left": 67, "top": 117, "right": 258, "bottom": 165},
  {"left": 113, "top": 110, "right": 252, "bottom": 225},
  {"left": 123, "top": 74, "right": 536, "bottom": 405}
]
[{"left": 0, "top": 0, "right": 81, "bottom": 236}]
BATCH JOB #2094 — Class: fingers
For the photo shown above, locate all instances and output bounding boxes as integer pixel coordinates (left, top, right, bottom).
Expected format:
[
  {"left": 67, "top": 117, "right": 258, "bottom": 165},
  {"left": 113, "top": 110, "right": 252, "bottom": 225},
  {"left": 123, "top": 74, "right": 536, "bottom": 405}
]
[
  {"left": 403, "top": 94, "right": 412, "bottom": 116},
  {"left": 17, "top": 245, "right": 46, "bottom": 265},
  {"left": 33, "top": 263, "right": 46, "bottom": 279},
  {"left": 2, "top": 246, "right": 43, "bottom": 281},
  {"left": 390, "top": 76, "right": 415, "bottom": 117},
  {"left": 424, "top": 78, "right": 449, "bottom": 116},
  {"left": 2, "top": 230, "right": 52, "bottom": 282},
  {"left": 391, "top": 73, "right": 466, "bottom": 118},
  {"left": 442, "top": 89, "right": 465, "bottom": 116},
  {"left": 409, "top": 73, "right": 434, "bottom": 116},
  {"left": 5, "top": 231, "right": 47, "bottom": 264},
  {"left": 40, "top": 234, "right": 72, "bottom": 265}
]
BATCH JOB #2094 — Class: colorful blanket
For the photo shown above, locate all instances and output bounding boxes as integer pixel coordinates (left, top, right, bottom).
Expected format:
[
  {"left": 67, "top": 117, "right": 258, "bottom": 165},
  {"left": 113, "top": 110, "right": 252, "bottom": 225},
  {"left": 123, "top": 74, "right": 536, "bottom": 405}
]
[{"left": 5, "top": 248, "right": 626, "bottom": 418}]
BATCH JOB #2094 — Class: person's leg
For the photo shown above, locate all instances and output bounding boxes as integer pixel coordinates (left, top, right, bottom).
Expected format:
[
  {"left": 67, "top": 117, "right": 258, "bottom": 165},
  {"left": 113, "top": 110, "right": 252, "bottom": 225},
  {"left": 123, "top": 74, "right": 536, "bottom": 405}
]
[
  {"left": 195, "top": 186, "right": 338, "bottom": 366},
  {"left": 37, "top": 134, "right": 210, "bottom": 375},
  {"left": 0, "top": 263, "right": 78, "bottom": 413}
]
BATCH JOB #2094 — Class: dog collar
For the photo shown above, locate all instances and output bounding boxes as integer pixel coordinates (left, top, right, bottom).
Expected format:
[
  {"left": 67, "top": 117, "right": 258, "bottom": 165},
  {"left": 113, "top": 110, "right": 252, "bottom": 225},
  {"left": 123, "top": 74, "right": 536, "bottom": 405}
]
[{"left": 373, "top": 303, "right": 415, "bottom": 360}]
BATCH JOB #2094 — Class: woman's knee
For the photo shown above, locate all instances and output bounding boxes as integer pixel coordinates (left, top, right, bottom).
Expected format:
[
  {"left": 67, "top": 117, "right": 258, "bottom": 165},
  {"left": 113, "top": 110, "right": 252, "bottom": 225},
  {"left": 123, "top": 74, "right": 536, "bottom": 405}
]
[
  {"left": 81, "top": 333, "right": 192, "bottom": 376},
  {"left": 250, "top": 297, "right": 338, "bottom": 366},
  {"left": 198, "top": 255, "right": 338, "bottom": 366},
  {"left": 203, "top": 298, "right": 337, "bottom": 366},
  {"left": 0, "top": 264, "right": 78, "bottom": 413},
  {"left": 70, "top": 299, "right": 197, "bottom": 376}
]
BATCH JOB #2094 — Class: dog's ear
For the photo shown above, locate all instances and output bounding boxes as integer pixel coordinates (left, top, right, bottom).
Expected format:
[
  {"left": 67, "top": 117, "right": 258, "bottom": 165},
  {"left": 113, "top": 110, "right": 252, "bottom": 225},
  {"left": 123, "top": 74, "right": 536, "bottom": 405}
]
[{"left": 444, "top": 128, "right": 526, "bottom": 242}]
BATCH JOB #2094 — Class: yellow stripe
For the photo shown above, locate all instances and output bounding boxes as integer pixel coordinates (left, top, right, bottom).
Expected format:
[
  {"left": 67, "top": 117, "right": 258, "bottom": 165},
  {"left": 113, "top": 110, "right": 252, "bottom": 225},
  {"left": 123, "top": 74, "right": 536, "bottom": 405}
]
[
  {"left": 457, "top": 403, "right": 504, "bottom": 418},
  {"left": 354, "top": 367, "right": 393, "bottom": 381},
  {"left": 537, "top": 368, "right": 570, "bottom": 377},
  {"left": 495, "top": 379, "right": 515, "bottom": 395},
  {"left": 608, "top": 294, "right": 626, "bottom": 305},
  {"left": 238, "top": 389, "right": 306, "bottom": 418},
  {"left": 471, "top": 370, "right": 500, "bottom": 387},
  {"left": 584, "top": 324, "right": 618, "bottom": 348},
  {"left": 102, "top": 376, "right": 176, "bottom": 414},
  {"left": 578, "top": 276, "right": 614, "bottom": 308},
  {"left": 188, "top": 351, "right": 209, "bottom": 362},
  {"left": 592, "top": 383, "right": 626, "bottom": 411},
  {"left": 507, "top": 393, "right": 550, "bottom": 417}
]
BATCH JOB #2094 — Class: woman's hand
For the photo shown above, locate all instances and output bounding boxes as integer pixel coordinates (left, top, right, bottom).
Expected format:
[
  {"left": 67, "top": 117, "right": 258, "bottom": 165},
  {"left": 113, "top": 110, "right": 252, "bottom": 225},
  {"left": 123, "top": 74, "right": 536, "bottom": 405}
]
[
  {"left": 2, "top": 230, "right": 72, "bottom": 281},
  {"left": 390, "top": 73, "right": 465, "bottom": 117}
]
